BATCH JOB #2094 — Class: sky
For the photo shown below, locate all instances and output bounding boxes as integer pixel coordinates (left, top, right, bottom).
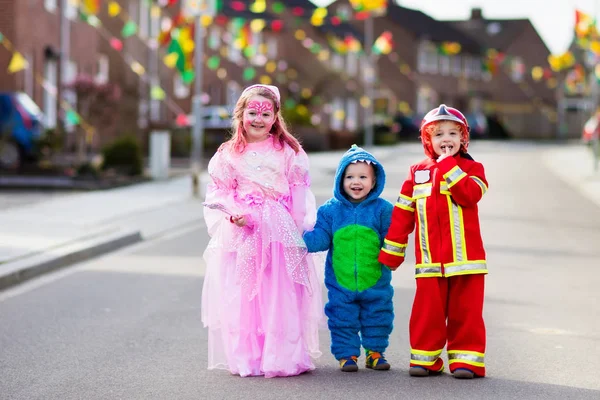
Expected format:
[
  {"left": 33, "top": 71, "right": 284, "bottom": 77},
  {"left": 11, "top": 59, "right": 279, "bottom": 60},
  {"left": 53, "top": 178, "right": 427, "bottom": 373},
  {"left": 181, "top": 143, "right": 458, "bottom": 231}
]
[{"left": 311, "top": 0, "right": 600, "bottom": 55}]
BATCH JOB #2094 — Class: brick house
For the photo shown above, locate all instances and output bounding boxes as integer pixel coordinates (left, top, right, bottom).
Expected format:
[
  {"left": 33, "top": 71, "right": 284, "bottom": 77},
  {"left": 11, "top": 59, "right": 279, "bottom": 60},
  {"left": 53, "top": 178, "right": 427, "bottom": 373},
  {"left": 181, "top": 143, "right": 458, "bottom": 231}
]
[
  {"left": 450, "top": 8, "right": 558, "bottom": 139},
  {"left": 0, "top": 0, "right": 99, "bottom": 141}
]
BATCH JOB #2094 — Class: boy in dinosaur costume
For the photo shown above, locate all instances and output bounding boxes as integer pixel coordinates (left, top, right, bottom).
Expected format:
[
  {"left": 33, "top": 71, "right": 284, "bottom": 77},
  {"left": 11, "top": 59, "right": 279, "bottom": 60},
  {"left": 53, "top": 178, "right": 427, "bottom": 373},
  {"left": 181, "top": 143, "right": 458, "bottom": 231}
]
[{"left": 303, "top": 145, "right": 394, "bottom": 372}]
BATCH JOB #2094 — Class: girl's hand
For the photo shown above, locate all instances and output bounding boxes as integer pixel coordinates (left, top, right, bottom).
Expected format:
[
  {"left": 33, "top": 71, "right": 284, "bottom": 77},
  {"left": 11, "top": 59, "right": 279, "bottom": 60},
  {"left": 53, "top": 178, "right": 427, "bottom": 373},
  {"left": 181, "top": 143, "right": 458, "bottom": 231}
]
[
  {"left": 437, "top": 147, "right": 452, "bottom": 162},
  {"left": 231, "top": 215, "right": 247, "bottom": 227}
]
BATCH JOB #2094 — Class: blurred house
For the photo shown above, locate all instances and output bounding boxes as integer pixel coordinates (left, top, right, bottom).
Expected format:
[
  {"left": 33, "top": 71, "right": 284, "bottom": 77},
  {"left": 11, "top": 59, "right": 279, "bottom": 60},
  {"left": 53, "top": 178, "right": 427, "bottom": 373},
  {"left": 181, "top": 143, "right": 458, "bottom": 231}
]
[{"left": 328, "top": 1, "right": 489, "bottom": 135}]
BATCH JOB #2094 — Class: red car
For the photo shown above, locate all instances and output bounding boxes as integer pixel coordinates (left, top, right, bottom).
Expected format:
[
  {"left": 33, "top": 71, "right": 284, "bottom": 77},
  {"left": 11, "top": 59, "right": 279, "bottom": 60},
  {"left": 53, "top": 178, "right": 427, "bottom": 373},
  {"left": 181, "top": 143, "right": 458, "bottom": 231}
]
[{"left": 582, "top": 114, "right": 599, "bottom": 145}]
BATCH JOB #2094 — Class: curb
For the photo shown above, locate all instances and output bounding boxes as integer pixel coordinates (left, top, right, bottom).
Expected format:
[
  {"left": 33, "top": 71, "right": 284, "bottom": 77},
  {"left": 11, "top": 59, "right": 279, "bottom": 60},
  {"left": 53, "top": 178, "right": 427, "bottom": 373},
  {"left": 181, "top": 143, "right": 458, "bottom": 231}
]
[{"left": 0, "top": 230, "right": 143, "bottom": 292}]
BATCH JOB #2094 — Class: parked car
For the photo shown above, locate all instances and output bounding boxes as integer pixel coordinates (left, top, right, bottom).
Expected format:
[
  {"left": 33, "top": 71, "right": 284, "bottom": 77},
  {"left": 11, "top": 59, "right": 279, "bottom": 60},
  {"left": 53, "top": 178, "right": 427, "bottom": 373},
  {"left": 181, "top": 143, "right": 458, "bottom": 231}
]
[
  {"left": 582, "top": 113, "right": 599, "bottom": 145},
  {"left": 0, "top": 92, "right": 45, "bottom": 169}
]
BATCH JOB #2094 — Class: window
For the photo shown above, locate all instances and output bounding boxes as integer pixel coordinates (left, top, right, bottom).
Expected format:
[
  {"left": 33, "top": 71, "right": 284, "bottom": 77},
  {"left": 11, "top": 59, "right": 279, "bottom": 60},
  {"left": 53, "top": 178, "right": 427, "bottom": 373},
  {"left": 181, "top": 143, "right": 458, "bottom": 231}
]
[
  {"left": 331, "top": 97, "right": 344, "bottom": 131},
  {"left": 417, "top": 42, "right": 438, "bottom": 74},
  {"left": 209, "top": 27, "right": 221, "bottom": 50},
  {"left": 64, "top": 60, "right": 78, "bottom": 132},
  {"left": 150, "top": 77, "right": 161, "bottom": 122},
  {"left": 139, "top": 0, "right": 149, "bottom": 38},
  {"left": 511, "top": 57, "right": 525, "bottom": 82},
  {"left": 227, "top": 81, "right": 241, "bottom": 109},
  {"left": 228, "top": 22, "right": 242, "bottom": 63},
  {"left": 138, "top": 98, "right": 148, "bottom": 129},
  {"left": 24, "top": 53, "right": 34, "bottom": 99},
  {"left": 452, "top": 55, "right": 462, "bottom": 77},
  {"left": 43, "top": 59, "right": 58, "bottom": 128},
  {"left": 251, "top": 31, "right": 263, "bottom": 65},
  {"left": 331, "top": 53, "right": 343, "bottom": 71},
  {"left": 65, "top": 0, "right": 77, "bottom": 20},
  {"left": 440, "top": 55, "right": 451, "bottom": 76},
  {"left": 150, "top": 4, "right": 160, "bottom": 39},
  {"left": 346, "top": 52, "right": 358, "bottom": 77},
  {"left": 346, "top": 98, "right": 358, "bottom": 131},
  {"left": 174, "top": 75, "right": 190, "bottom": 99},
  {"left": 267, "top": 36, "right": 278, "bottom": 59},
  {"left": 95, "top": 54, "right": 109, "bottom": 84},
  {"left": 44, "top": 0, "right": 57, "bottom": 12}
]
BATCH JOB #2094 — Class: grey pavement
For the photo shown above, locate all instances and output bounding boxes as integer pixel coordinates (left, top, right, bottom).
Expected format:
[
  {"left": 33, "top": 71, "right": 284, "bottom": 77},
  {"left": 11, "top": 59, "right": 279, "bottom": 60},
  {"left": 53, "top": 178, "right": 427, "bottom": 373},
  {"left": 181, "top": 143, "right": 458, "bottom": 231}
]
[{"left": 1, "top": 140, "right": 599, "bottom": 399}]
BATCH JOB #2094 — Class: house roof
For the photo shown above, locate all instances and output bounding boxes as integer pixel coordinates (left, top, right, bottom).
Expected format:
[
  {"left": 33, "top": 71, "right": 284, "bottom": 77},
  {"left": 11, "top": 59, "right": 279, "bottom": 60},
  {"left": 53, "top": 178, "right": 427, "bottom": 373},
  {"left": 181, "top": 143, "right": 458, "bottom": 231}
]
[
  {"left": 449, "top": 18, "right": 531, "bottom": 52},
  {"left": 384, "top": 3, "right": 483, "bottom": 54}
]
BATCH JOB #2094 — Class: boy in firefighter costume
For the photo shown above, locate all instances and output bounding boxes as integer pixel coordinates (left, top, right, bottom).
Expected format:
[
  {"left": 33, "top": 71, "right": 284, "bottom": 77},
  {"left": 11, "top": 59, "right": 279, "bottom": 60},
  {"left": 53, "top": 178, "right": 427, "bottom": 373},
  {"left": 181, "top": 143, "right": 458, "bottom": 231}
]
[
  {"left": 378, "top": 104, "right": 489, "bottom": 379},
  {"left": 303, "top": 145, "right": 394, "bottom": 372}
]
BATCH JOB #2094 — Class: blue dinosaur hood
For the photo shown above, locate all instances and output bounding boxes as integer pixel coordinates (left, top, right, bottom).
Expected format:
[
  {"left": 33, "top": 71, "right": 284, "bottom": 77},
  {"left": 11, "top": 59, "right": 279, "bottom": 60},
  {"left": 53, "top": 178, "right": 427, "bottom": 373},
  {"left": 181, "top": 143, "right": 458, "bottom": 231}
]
[{"left": 334, "top": 145, "right": 386, "bottom": 204}]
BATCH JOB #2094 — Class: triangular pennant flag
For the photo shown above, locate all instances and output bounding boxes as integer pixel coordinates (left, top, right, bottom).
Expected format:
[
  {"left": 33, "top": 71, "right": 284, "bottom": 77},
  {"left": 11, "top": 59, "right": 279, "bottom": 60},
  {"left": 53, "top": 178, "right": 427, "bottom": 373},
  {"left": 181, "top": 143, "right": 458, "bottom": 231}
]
[
  {"left": 65, "top": 110, "right": 81, "bottom": 125},
  {"left": 130, "top": 62, "right": 145, "bottom": 76},
  {"left": 108, "top": 1, "right": 121, "bottom": 17},
  {"left": 150, "top": 86, "right": 166, "bottom": 100},
  {"left": 122, "top": 21, "right": 138, "bottom": 38},
  {"left": 8, "top": 52, "right": 28, "bottom": 73},
  {"left": 163, "top": 52, "right": 179, "bottom": 68}
]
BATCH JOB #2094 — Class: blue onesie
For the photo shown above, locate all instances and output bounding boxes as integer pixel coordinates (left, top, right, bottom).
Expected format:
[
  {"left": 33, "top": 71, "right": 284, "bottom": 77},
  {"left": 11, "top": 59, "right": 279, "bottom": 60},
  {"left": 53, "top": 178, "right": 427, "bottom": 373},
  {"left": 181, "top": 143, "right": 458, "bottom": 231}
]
[{"left": 303, "top": 145, "right": 394, "bottom": 360}]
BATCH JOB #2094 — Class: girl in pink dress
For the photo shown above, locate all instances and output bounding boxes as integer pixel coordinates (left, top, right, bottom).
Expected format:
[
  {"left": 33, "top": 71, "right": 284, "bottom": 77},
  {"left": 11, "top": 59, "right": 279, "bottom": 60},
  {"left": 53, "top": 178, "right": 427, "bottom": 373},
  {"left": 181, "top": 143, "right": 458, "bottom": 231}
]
[{"left": 201, "top": 84, "right": 323, "bottom": 378}]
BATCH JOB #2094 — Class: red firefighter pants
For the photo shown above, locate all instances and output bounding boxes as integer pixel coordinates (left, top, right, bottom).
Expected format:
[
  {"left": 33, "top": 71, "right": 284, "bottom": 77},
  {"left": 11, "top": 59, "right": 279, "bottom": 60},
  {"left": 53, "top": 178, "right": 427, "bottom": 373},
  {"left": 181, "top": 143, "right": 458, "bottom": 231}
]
[{"left": 409, "top": 274, "right": 486, "bottom": 376}]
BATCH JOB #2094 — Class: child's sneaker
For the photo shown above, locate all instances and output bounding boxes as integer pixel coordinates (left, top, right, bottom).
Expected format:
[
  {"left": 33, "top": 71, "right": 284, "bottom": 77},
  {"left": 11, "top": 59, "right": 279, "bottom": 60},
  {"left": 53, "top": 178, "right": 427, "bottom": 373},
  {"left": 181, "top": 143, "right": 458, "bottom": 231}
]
[
  {"left": 409, "top": 366, "right": 444, "bottom": 377},
  {"left": 365, "top": 350, "right": 391, "bottom": 370},
  {"left": 453, "top": 368, "right": 474, "bottom": 379},
  {"left": 339, "top": 356, "right": 359, "bottom": 372}
]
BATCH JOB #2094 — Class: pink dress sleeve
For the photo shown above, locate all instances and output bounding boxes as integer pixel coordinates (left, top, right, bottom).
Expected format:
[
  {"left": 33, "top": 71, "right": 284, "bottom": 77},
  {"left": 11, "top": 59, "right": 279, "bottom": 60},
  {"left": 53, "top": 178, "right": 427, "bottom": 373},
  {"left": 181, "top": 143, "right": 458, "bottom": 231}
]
[
  {"left": 204, "top": 147, "right": 244, "bottom": 236},
  {"left": 286, "top": 146, "right": 316, "bottom": 231}
]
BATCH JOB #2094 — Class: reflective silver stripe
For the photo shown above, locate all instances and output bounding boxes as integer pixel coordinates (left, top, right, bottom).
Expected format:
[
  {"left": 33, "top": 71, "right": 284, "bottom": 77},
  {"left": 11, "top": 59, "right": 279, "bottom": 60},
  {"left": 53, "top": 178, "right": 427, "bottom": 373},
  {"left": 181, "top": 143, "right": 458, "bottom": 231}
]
[
  {"left": 440, "top": 182, "right": 450, "bottom": 194},
  {"left": 444, "top": 263, "right": 487, "bottom": 275},
  {"left": 470, "top": 176, "right": 487, "bottom": 195},
  {"left": 416, "top": 198, "right": 430, "bottom": 264},
  {"left": 448, "top": 352, "right": 485, "bottom": 364},
  {"left": 415, "top": 266, "right": 442, "bottom": 276},
  {"left": 445, "top": 167, "right": 466, "bottom": 186},
  {"left": 396, "top": 195, "right": 414, "bottom": 209},
  {"left": 449, "top": 198, "right": 465, "bottom": 262},
  {"left": 413, "top": 184, "right": 432, "bottom": 199},
  {"left": 382, "top": 241, "right": 406, "bottom": 256},
  {"left": 411, "top": 353, "right": 440, "bottom": 362}
]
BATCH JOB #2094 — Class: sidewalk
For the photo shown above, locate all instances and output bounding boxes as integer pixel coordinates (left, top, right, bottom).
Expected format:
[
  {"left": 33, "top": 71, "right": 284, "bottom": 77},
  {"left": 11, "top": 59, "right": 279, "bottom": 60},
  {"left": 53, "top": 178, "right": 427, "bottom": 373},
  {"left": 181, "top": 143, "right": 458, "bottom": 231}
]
[
  {"left": 0, "top": 147, "right": 360, "bottom": 291},
  {"left": 0, "top": 174, "right": 203, "bottom": 290}
]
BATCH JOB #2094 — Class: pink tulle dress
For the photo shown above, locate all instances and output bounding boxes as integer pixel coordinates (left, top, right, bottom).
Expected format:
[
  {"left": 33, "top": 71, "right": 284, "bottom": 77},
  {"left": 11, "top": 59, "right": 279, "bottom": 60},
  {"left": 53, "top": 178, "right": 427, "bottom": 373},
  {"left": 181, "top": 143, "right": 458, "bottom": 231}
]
[{"left": 201, "top": 136, "right": 323, "bottom": 378}]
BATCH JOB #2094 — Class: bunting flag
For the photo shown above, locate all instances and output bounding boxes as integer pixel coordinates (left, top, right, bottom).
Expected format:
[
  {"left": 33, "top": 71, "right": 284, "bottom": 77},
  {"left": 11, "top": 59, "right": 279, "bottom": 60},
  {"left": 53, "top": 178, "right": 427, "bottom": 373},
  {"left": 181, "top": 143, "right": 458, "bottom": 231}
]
[
  {"left": 108, "top": 1, "right": 121, "bottom": 17},
  {"left": 8, "top": 52, "right": 28, "bottom": 73},
  {"left": 81, "top": 0, "right": 100, "bottom": 16},
  {"left": 349, "top": 0, "right": 388, "bottom": 14},
  {"left": 575, "top": 9, "right": 596, "bottom": 38},
  {"left": 372, "top": 31, "right": 393, "bottom": 55}
]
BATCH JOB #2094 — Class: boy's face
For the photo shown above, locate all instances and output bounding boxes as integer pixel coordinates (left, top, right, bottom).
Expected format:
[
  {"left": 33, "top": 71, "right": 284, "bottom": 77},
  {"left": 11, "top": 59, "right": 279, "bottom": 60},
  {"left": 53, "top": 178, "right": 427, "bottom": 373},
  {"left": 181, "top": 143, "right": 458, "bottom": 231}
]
[
  {"left": 431, "top": 121, "right": 463, "bottom": 157},
  {"left": 343, "top": 162, "right": 376, "bottom": 203}
]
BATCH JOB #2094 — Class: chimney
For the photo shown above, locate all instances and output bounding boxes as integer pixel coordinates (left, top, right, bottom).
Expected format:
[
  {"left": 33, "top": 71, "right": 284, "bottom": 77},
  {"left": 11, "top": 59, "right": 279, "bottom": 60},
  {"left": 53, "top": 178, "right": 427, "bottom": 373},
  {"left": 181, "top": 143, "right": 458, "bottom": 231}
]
[{"left": 470, "top": 8, "right": 483, "bottom": 20}]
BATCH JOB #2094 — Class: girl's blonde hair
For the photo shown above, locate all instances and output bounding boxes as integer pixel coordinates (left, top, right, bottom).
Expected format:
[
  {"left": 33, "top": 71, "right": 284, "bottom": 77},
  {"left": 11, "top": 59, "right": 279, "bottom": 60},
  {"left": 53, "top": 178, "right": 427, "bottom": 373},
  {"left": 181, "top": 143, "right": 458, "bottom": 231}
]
[{"left": 221, "top": 86, "right": 301, "bottom": 154}]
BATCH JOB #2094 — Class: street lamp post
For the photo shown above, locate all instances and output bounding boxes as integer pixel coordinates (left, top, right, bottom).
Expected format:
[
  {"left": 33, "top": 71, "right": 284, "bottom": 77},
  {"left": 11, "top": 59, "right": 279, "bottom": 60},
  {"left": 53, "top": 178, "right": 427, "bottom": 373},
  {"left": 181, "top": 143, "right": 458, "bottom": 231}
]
[
  {"left": 191, "top": 17, "right": 205, "bottom": 196},
  {"left": 184, "top": 0, "right": 215, "bottom": 197},
  {"left": 364, "top": 14, "right": 375, "bottom": 148}
]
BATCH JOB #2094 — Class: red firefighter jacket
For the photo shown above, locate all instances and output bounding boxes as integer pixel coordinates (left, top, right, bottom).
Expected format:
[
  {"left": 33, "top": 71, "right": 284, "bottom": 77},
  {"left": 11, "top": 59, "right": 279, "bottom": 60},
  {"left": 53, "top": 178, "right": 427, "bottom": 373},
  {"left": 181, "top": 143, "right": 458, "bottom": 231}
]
[{"left": 378, "top": 154, "right": 488, "bottom": 278}]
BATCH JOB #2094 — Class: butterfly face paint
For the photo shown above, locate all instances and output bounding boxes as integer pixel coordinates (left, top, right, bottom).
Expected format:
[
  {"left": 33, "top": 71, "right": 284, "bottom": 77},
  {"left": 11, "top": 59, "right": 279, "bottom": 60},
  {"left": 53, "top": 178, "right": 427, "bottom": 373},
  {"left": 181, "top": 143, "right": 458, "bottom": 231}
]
[{"left": 243, "top": 95, "right": 276, "bottom": 143}]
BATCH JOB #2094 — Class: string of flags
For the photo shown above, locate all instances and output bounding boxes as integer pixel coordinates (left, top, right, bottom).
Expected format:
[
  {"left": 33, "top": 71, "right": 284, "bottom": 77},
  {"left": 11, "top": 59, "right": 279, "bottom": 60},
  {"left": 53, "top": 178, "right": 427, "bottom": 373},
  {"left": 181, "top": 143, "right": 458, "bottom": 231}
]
[{"left": 0, "top": 31, "right": 95, "bottom": 136}]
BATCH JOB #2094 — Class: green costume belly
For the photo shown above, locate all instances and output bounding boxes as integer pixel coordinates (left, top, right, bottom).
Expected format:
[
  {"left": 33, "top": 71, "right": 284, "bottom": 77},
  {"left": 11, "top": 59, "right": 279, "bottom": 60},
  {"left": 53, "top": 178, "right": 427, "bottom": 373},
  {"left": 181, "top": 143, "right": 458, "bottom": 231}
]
[{"left": 332, "top": 224, "right": 382, "bottom": 291}]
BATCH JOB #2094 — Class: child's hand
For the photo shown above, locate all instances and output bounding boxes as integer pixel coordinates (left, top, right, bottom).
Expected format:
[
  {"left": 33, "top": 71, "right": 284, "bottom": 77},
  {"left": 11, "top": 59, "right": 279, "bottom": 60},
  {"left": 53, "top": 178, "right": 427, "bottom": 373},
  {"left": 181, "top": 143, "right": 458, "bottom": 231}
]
[
  {"left": 437, "top": 146, "right": 452, "bottom": 162},
  {"left": 231, "top": 215, "right": 248, "bottom": 227}
]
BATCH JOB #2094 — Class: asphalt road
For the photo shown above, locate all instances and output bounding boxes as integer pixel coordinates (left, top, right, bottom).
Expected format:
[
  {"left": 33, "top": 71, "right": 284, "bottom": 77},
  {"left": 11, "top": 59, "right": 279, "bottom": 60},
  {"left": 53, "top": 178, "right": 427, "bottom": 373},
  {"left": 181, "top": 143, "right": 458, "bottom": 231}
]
[{"left": 1, "top": 142, "right": 599, "bottom": 400}]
